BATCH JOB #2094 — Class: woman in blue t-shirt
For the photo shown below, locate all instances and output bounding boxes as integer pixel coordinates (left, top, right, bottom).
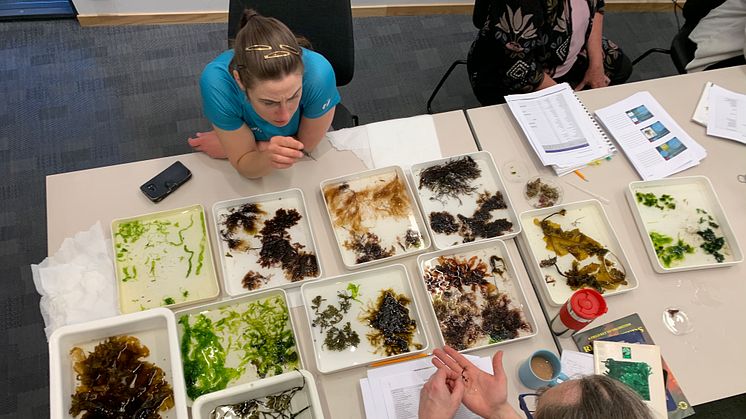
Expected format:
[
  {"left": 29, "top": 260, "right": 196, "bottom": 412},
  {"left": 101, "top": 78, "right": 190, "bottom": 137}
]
[{"left": 188, "top": 9, "right": 340, "bottom": 178}]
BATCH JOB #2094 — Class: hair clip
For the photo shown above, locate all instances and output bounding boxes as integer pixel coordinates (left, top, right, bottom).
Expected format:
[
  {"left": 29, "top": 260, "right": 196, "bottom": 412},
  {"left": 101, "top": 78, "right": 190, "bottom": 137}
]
[
  {"left": 278, "top": 44, "right": 300, "bottom": 55},
  {"left": 245, "top": 44, "right": 272, "bottom": 51}
]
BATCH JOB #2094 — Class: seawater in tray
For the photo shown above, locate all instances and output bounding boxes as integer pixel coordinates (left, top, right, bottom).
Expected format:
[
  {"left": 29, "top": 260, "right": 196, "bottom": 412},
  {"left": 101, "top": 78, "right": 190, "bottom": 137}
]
[
  {"left": 111, "top": 205, "right": 219, "bottom": 314},
  {"left": 300, "top": 264, "right": 429, "bottom": 373},
  {"left": 48, "top": 308, "right": 188, "bottom": 419},
  {"left": 626, "top": 176, "right": 743, "bottom": 273},
  {"left": 519, "top": 200, "right": 638, "bottom": 306},
  {"left": 213, "top": 189, "right": 322, "bottom": 297},
  {"left": 321, "top": 166, "right": 431, "bottom": 269},
  {"left": 175, "top": 289, "right": 302, "bottom": 404},
  {"left": 411, "top": 152, "right": 520, "bottom": 250},
  {"left": 417, "top": 239, "right": 537, "bottom": 353}
]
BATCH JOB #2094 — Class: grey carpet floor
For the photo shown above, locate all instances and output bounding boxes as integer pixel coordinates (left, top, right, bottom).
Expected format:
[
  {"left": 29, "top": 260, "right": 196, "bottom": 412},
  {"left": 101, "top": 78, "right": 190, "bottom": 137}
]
[{"left": 1, "top": 12, "right": 742, "bottom": 418}]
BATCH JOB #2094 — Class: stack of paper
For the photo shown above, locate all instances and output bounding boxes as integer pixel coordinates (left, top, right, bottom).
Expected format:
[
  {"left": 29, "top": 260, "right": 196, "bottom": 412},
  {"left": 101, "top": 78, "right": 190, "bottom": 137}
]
[
  {"left": 505, "top": 83, "right": 616, "bottom": 176},
  {"left": 360, "top": 354, "right": 492, "bottom": 419},
  {"left": 692, "top": 83, "right": 746, "bottom": 144},
  {"left": 595, "top": 92, "right": 707, "bottom": 180}
]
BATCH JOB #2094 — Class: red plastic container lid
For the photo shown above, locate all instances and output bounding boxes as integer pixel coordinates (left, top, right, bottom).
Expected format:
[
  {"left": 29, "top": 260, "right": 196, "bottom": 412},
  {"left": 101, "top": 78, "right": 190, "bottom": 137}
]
[{"left": 570, "top": 289, "right": 608, "bottom": 320}]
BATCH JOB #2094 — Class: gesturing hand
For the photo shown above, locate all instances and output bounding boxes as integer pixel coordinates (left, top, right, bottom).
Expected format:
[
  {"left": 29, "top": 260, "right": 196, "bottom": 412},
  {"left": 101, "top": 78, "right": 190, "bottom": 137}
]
[
  {"left": 266, "top": 135, "right": 305, "bottom": 169},
  {"left": 432, "top": 346, "right": 509, "bottom": 418},
  {"left": 419, "top": 366, "right": 465, "bottom": 419}
]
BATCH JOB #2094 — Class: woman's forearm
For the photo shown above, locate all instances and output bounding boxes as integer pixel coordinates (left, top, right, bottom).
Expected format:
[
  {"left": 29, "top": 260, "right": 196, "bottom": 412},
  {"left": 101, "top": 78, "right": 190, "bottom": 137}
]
[
  {"left": 233, "top": 149, "right": 274, "bottom": 179},
  {"left": 587, "top": 12, "right": 605, "bottom": 69}
]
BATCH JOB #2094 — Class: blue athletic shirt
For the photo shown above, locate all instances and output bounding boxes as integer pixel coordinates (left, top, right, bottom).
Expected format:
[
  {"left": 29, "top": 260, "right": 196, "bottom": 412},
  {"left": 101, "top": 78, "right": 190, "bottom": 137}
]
[{"left": 200, "top": 48, "right": 340, "bottom": 141}]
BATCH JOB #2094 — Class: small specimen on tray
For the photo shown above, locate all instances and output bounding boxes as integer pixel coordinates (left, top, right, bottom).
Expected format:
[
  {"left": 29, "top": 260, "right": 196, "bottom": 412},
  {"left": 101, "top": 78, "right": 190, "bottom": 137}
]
[
  {"left": 424, "top": 255, "right": 531, "bottom": 350},
  {"left": 242, "top": 271, "right": 272, "bottom": 291},
  {"left": 221, "top": 203, "right": 266, "bottom": 251},
  {"left": 179, "top": 295, "right": 298, "bottom": 399},
  {"left": 210, "top": 373, "right": 309, "bottom": 419},
  {"left": 695, "top": 208, "right": 726, "bottom": 263},
  {"left": 360, "top": 288, "right": 422, "bottom": 356},
  {"left": 525, "top": 178, "right": 561, "bottom": 208},
  {"left": 535, "top": 209, "right": 627, "bottom": 292},
  {"left": 310, "top": 283, "right": 362, "bottom": 351},
  {"left": 418, "top": 156, "right": 481, "bottom": 202},
  {"left": 649, "top": 232, "right": 695, "bottom": 268},
  {"left": 397, "top": 228, "right": 422, "bottom": 251},
  {"left": 69, "top": 335, "right": 174, "bottom": 419},
  {"left": 635, "top": 191, "right": 676, "bottom": 210}
]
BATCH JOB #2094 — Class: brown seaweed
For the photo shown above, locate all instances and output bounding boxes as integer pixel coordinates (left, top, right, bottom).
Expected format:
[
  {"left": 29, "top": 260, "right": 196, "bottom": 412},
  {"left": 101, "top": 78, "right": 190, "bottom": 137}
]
[
  {"left": 344, "top": 232, "right": 395, "bottom": 264},
  {"left": 423, "top": 255, "right": 495, "bottom": 294},
  {"left": 69, "top": 335, "right": 174, "bottom": 419},
  {"left": 257, "top": 208, "right": 319, "bottom": 282},
  {"left": 360, "top": 289, "right": 422, "bottom": 356},
  {"left": 418, "top": 156, "right": 481, "bottom": 202},
  {"left": 222, "top": 203, "right": 266, "bottom": 249},
  {"left": 430, "top": 211, "right": 460, "bottom": 234},
  {"left": 457, "top": 191, "right": 513, "bottom": 242},
  {"left": 480, "top": 293, "right": 531, "bottom": 342},
  {"left": 242, "top": 271, "right": 271, "bottom": 291}
]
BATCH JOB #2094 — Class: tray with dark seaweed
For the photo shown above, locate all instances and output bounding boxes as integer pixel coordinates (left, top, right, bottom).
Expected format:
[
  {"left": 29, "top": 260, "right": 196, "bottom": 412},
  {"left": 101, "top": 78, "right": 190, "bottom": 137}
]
[
  {"left": 411, "top": 152, "right": 520, "bottom": 250},
  {"left": 175, "top": 289, "right": 302, "bottom": 403},
  {"left": 519, "top": 200, "right": 638, "bottom": 306},
  {"left": 191, "top": 370, "right": 323, "bottom": 419},
  {"left": 213, "top": 189, "right": 322, "bottom": 296},
  {"left": 417, "top": 239, "right": 537, "bottom": 352},
  {"left": 49, "top": 308, "right": 189, "bottom": 419},
  {"left": 300, "top": 264, "right": 428, "bottom": 373},
  {"left": 320, "top": 166, "right": 431, "bottom": 269},
  {"left": 111, "top": 204, "right": 220, "bottom": 314},
  {"left": 626, "top": 176, "right": 743, "bottom": 273}
]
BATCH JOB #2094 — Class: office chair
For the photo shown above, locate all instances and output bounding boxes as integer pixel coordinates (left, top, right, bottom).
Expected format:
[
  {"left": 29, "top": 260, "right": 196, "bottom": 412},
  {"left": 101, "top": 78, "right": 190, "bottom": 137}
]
[
  {"left": 228, "top": 0, "right": 359, "bottom": 129},
  {"left": 426, "top": 0, "right": 490, "bottom": 114}
]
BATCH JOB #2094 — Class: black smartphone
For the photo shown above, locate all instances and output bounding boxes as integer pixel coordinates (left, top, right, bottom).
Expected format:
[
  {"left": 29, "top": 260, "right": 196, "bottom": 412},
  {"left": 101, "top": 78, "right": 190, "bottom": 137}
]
[{"left": 140, "top": 161, "right": 192, "bottom": 202}]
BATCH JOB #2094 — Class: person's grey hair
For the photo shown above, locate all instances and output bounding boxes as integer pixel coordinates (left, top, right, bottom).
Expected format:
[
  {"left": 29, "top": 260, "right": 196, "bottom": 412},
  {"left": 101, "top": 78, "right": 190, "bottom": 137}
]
[{"left": 535, "top": 375, "right": 654, "bottom": 419}]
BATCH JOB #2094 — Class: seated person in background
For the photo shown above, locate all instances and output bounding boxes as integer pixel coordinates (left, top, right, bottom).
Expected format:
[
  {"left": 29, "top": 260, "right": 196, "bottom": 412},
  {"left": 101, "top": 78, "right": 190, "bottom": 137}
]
[
  {"left": 684, "top": 0, "right": 746, "bottom": 72},
  {"left": 467, "top": 0, "right": 632, "bottom": 105},
  {"left": 419, "top": 346, "right": 654, "bottom": 419},
  {"left": 188, "top": 9, "right": 339, "bottom": 178}
]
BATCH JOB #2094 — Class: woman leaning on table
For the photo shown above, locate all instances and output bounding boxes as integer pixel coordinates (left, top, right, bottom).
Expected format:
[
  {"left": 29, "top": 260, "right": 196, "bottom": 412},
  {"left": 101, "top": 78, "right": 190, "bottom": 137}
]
[
  {"left": 467, "top": 0, "right": 633, "bottom": 105},
  {"left": 188, "top": 9, "right": 340, "bottom": 178},
  {"left": 419, "top": 346, "right": 654, "bottom": 419}
]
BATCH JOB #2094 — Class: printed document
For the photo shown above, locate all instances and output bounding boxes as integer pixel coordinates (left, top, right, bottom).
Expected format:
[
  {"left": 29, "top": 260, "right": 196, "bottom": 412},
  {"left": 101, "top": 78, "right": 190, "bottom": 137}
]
[
  {"left": 706, "top": 84, "right": 746, "bottom": 144},
  {"left": 595, "top": 91, "right": 706, "bottom": 180}
]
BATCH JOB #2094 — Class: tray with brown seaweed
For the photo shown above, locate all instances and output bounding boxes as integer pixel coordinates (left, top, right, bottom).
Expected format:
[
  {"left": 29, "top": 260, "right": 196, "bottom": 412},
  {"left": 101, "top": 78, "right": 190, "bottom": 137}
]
[
  {"left": 213, "top": 189, "right": 322, "bottom": 296},
  {"left": 320, "top": 166, "right": 431, "bottom": 269},
  {"left": 410, "top": 151, "right": 520, "bottom": 250},
  {"left": 49, "top": 308, "right": 188, "bottom": 419},
  {"left": 300, "top": 264, "right": 429, "bottom": 373},
  {"left": 417, "top": 239, "right": 537, "bottom": 352},
  {"left": 518, "top": 200, "right": 639, "bottom": 306}
]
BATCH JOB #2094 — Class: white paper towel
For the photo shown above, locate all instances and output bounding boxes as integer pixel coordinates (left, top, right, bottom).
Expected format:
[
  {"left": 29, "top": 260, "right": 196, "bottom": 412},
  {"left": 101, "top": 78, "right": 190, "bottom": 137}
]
[{"left": 31, "top": 222, "right": 118, "bottom": 339}]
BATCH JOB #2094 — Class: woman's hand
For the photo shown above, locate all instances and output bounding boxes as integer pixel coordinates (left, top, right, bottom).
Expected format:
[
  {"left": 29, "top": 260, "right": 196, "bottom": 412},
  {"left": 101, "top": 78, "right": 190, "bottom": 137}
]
[
  {"left": 265, "top": 136, "right": 305, "bottom": 169},
  {"left": 432, "top": 346, "right": 520, "bottom": 419},
  {"left": 418, "top": 367, "right": 464, "bottom": 419},
  {"left": 575, "top": 65, "right": 610, "bottom": 91}
]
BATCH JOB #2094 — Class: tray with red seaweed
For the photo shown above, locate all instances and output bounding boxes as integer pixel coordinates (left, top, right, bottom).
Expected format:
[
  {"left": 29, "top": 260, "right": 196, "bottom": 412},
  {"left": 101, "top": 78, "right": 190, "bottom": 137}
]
[
  {"left": 410, "top": 151, "right": 520, "bottom": 250},
  {"left": 417, "top": 239, "right": 536, "bottom": 353},
  {"left": 213, "top": 189, "right": 322, "bottom": 296},
  {"left": 320, "top": 166, "right": 431, "bottom": 269}
]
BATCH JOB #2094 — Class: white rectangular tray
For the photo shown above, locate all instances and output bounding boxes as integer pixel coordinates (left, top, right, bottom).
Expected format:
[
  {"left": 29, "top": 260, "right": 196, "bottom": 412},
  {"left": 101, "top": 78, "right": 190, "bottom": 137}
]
[
  {"left": 410, "top": 151, "right": 521, "bottom": 250},
  {"left": 191, "top": 370, "right": 324, "bottom": 419},
  {"left": 174, "top": 289, "right": 302, "bottom": 403},
  {"left": 212, "top": 188, "right": 323, "bottom": 296},
  {"left": 518, "top": 199, "right": 639, "bottom": 306},
  {"left": 416, "top": 238, "right": 537, "bottom": 353},
  {"left": 320, "top": 166, "right": 431, "bottom": 269},
  {"left": 626, "top": 176, "right": 743, "bottom": 273},
  {"left": 299, "top": 264, "right": 429, "bottom": 373},
  {"left": 111, "top": 204, "right": 220, "bottom": 314},
  {"left": 49, "top": 308, "right": 188, "bottom": 419}
]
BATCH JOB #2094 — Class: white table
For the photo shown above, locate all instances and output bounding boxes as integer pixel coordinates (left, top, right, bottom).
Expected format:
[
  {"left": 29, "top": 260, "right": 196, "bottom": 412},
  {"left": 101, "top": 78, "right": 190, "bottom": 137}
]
[
  {"left": 466, "top": 66, "right": 746, "bottom": 405},
  {"left": 46, "top": 110, "right": 559, "bottom": 418}
]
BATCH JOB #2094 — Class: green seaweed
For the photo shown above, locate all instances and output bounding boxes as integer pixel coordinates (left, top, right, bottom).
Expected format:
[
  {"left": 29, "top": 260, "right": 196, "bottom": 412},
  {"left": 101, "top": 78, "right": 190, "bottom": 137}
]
[{"left": 650, "top": 232, "right": 694, "bottom": 268}]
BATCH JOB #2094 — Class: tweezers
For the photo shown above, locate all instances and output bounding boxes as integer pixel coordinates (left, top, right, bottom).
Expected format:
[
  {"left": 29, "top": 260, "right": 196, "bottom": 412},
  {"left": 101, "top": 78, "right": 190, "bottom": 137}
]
[{"left": 301, "top": 149, "right": 316, "bottom": 161}]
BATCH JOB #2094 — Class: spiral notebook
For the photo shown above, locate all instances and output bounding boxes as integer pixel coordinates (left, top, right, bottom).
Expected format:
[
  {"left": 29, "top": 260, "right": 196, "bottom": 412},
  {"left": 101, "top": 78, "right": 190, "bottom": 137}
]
[{"left": 505, "top": 83, "right": 616, "bottom": 176}]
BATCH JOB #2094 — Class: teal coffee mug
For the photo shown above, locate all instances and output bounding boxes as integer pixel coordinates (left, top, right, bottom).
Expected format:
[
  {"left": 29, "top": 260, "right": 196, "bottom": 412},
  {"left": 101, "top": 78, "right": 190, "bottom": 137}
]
[{"left": 518, "top": 350, "right": 568, "bottom": 389}]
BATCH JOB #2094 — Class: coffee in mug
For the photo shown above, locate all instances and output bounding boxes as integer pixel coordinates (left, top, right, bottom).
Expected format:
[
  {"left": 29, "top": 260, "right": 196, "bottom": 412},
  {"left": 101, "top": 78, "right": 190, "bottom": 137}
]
[{"left": 530, "top": 355, "right": 555, "bottom": 380}]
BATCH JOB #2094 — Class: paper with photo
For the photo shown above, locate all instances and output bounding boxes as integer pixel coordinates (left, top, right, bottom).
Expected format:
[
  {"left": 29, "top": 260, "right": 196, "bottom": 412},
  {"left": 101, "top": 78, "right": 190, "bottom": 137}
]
[
  {"left": 595, "top": 91, "right": 706, "bottom": 180},
  {"left": 706, "top": 84, "right": 746, "bottom": 144}
]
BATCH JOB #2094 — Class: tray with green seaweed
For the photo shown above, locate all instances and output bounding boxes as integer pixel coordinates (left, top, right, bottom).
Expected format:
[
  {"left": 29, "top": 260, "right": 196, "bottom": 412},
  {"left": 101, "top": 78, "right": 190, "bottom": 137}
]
[
  {"left": 417, "top": 238, "right": 537, "bottom": 353},
  {"left": 111, "top": 204, "right": 220, "bottom": 314},
  {"left": 518, "top": 200, "right": 638, "bottom": 306},
  {"left": 410, "top": 152, "right": 520, "bottom": 250},
  {"left": 626, "top": 176, "right": 743, "bottom": 273},
  {"left": 213, "top": 189, "right": 322, "bottom": 297},
  {"left": 175, "top": 289, "right": 302, "bottom": 404},
  {"left": 321, "top": 166, "right": 431, "bottom": 269},
  {"left": 300, "top": 264, "right": 429, "bottom": 373}
]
